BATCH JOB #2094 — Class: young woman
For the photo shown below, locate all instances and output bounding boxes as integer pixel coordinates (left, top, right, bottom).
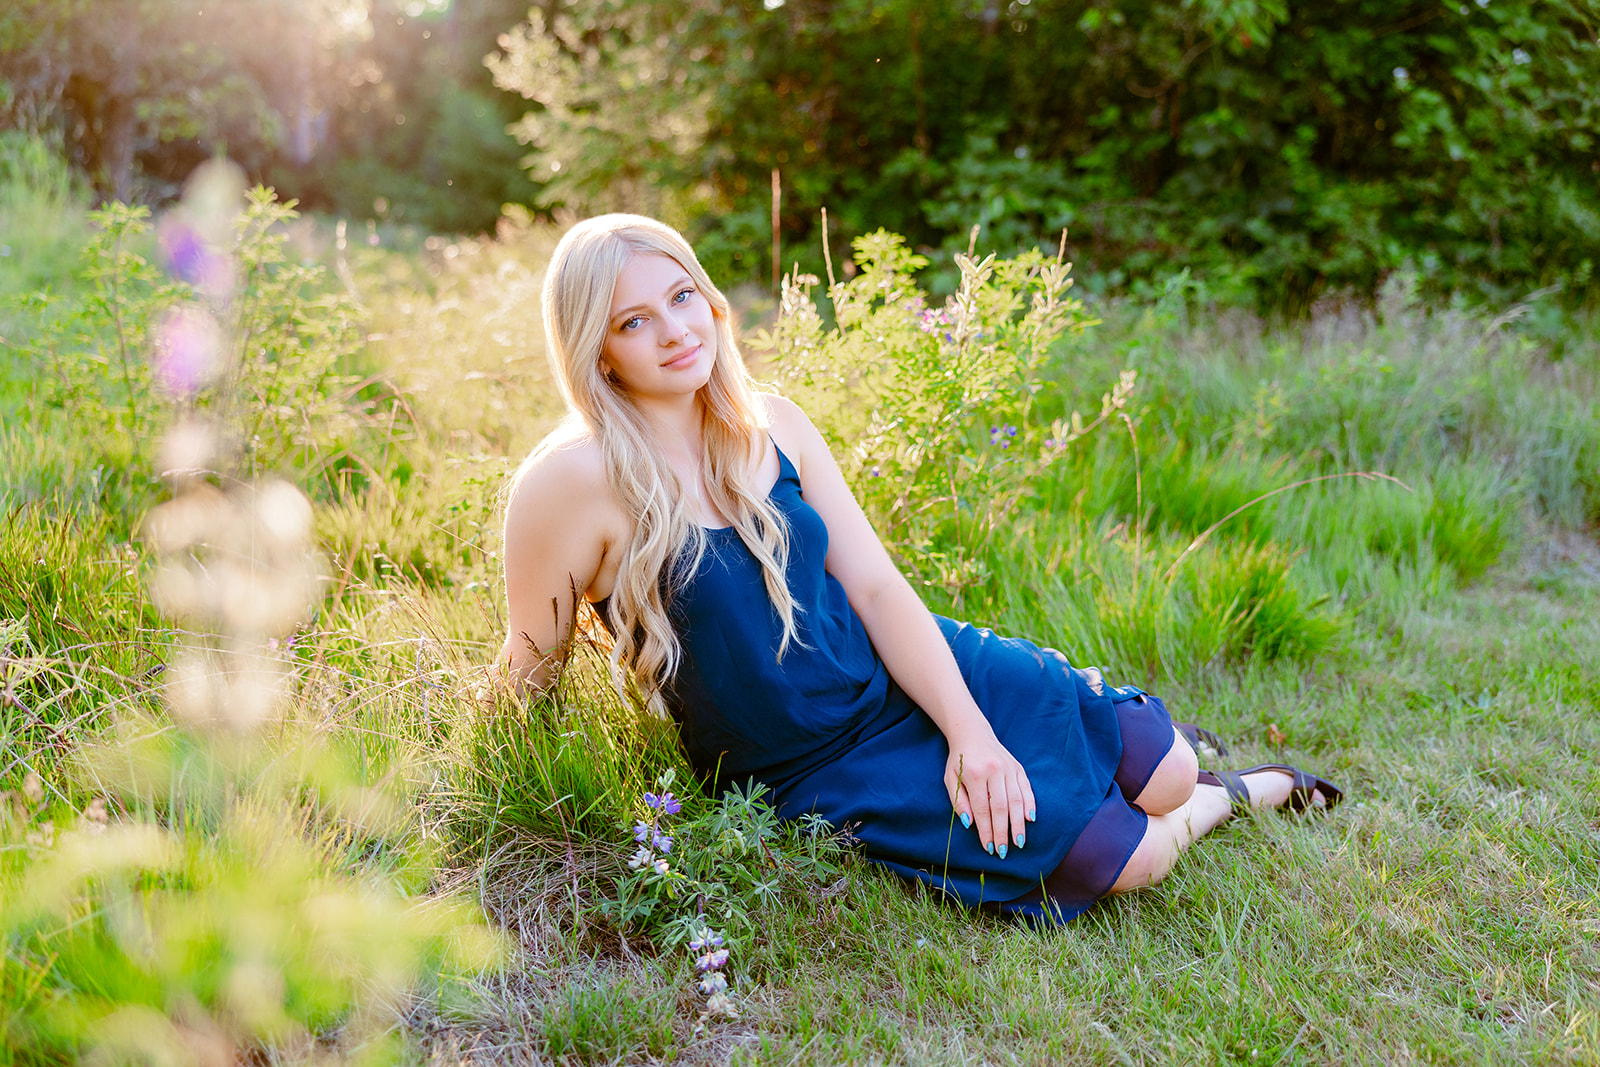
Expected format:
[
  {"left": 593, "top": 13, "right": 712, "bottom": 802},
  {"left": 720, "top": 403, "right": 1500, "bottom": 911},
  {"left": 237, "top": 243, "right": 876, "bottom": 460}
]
[{"left": 500, "top": 214, "right": 1341, "bottom": 923}]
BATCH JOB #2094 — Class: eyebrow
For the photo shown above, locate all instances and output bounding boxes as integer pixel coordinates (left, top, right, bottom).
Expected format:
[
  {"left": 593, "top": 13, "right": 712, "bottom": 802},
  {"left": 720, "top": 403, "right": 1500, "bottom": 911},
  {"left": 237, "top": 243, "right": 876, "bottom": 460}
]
[{"left": 610, "top": 275, "right": 694, "bottom": 325}]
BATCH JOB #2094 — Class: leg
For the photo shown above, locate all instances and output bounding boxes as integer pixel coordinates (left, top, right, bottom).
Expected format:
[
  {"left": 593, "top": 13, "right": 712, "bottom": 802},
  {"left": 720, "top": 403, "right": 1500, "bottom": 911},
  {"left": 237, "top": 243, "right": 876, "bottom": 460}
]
[
  {"left": 1126, "top": 727, "right": 1198, "bottom": 816},
  {"left": 1110, "top": 769, "right": 1302, "bottom": 892}
]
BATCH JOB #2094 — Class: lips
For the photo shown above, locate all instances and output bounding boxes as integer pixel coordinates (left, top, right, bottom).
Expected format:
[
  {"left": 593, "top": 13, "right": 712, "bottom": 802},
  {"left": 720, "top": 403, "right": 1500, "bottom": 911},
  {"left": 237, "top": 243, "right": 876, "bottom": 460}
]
[{"left": 661, "top": 343, "right": 702, "bottom": 370}]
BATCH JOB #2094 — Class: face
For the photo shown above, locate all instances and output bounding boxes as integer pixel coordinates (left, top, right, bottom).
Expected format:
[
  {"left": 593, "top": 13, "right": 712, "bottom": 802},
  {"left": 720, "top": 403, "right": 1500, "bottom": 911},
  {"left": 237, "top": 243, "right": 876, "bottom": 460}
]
[{"left": 600, "top": 252, "right": 717, "bottom": 402}]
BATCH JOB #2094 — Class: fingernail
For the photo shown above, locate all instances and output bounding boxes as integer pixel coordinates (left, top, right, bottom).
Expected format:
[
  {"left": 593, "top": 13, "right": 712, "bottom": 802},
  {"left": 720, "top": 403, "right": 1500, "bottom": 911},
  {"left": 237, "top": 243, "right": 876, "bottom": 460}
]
[
  {"left": 1014, "top": 832, "right": 1025, "bottom": 848},
  {"left": 997, "top": 843, "right": 1008, "bottom": 860},
  {"left": 985, "top": 841, "right": 994, "bottom": 855},
  {"left": 959, "top": 812, "right": 972, "bottom": 829},
  {"left": 1027, "top": 808, "right": 1036, "bottom": 822}
]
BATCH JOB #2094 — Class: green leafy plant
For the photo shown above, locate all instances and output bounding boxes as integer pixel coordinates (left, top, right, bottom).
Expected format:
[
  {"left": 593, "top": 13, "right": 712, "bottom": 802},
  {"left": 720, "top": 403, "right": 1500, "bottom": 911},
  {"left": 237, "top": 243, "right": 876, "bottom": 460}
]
[
  {"left": 595, "top": 770, "right": 845, "bottom": 956},
  {"left": 753, "top": 229, "right": 1121, "bottom": 612}
]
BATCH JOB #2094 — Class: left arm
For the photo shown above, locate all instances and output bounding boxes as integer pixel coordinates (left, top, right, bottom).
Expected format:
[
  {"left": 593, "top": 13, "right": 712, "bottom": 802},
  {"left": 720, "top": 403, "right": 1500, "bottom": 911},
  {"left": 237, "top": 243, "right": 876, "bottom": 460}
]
[{"left": 766, "top": 396, "right": 1036, "bottom": 856}]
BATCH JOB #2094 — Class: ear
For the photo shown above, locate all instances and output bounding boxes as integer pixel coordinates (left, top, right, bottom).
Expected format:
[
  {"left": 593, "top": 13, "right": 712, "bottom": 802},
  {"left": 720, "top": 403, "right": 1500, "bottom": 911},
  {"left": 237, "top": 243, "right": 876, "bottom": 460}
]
[{"left": 598, "top": 359, "right": 614, "bottom": 380}]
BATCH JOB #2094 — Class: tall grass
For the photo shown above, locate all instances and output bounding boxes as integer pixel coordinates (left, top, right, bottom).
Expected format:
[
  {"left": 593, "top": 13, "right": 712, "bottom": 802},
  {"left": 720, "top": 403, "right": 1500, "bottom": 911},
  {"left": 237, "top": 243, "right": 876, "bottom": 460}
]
[{"left": 1, "top": 170, "right": 1597, "bottom": 1063}]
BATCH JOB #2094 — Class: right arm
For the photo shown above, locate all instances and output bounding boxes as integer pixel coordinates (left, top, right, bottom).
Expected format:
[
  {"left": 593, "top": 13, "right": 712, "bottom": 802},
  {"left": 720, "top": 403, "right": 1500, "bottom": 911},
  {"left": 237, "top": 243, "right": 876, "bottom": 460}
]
[{"left": 498, "top": 436, "right": 622, "bottom": 693}]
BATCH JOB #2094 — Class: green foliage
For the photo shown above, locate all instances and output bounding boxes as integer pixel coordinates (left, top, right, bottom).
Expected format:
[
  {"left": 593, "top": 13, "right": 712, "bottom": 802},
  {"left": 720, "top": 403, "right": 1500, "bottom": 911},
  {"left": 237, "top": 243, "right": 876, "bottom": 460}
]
[
  {"left": 8, "top": 185, "right": 390, "bottom": 530},
  {"left": 540, "top": 978, "right": 676, "bottom": 1063},
  {"left": 758, "top": 233, "right": 1348, "bottom": 675},
  {"left": 597, "top": 772, "right": 845, "bottom": 949},
  {"left": 462, "top": 655, "right": 687, "bottom": 844},
  {"left": 499, "top": 0, "right": 1600, "bottom": 306},
  {"left": 6, "top": 197, "right": 1600, "bottom": 1062},
  {"left": 755, "top": 230, "right": 1106, "bottom": 609},
  {"left": 0, "top": 132, "right": 86, "bottom": 324},
  {"left": 0, "top": 507, "right": 157, "bottom": 788},
  {"left": 0, "top": 729, "right": 503, "bottom": 1062},
  {"left": 487, "top": 0, "right": 720, "bottom": 224}
]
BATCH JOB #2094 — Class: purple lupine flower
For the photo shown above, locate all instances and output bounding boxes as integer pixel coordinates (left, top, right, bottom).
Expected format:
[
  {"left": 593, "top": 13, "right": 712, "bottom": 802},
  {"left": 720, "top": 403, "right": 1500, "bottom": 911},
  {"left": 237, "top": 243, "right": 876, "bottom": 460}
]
[
  {"left": 633, "top": 821, "right": 652, "bottom": 843},
  {"left": 157, "top": 215, "right": 234, "bottom": 298},
  {"left": 659, "top": 792, "right": 681, "bottom": 815},
  {"left": 689, "top": 930, "right": 725, "bottom": 952},
  {"left": 643, "top": 791, "right": 660, "bottom": 809},
  {"left": 652, "top": 856, "right": 670, "bottom": 875},
  {"left": 152, "top": 306, "right": 223, "bottom": 397},
  {"left": 989, "top": 426, "right": 1000, "bottom": 445},
  {"left": 699, "top": 972, "right": 729, "bottom": 995},
  {"left": 627, "top": 846, "right": 653, "bottom": 870},
  {"left": 696, "top": 948, "right": 730, "bottom": 972},
  {"left": 652, "top": 831, "right": 673, "bottom": 853}
]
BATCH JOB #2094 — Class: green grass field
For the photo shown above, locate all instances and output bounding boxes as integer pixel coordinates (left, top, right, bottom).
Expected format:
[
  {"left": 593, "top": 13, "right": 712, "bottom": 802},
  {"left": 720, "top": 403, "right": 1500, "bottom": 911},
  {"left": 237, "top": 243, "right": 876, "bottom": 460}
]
[{"left": 2, "top": 163, "right": 1598, "bottom": 1064}]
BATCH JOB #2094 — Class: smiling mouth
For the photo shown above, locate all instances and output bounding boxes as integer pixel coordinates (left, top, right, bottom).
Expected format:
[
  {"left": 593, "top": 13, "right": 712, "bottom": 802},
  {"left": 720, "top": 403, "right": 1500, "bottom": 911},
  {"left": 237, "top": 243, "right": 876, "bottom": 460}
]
[{"left": 661, "top": 344, "right": 701, "bottom": 369}]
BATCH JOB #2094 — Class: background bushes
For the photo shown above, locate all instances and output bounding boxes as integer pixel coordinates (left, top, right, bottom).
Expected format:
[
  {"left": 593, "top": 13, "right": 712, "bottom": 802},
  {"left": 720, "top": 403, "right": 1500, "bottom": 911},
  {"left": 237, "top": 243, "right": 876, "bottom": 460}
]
[{"left": 3, "top": 1, "right": 1595, "bottom": 308}]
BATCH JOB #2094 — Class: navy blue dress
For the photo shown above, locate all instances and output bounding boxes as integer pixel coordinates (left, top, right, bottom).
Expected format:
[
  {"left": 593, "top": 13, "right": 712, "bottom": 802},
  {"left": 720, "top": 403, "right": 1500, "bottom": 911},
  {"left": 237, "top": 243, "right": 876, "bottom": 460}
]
[{"left": 603, "top": 445, "right": 1150, "bottom": 922}]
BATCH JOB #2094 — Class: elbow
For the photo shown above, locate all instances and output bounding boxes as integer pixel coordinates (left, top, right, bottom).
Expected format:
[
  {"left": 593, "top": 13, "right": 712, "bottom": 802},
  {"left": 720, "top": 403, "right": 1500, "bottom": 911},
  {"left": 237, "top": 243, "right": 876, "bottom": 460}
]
[{"left": 851, "top": 571, "right": 917, "bottom": 627}]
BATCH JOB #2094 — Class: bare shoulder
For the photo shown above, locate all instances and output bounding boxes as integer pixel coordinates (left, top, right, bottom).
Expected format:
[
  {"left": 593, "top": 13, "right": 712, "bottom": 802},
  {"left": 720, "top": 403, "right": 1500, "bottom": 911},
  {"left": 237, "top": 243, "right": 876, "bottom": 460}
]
[
  {"left": 757, "top": 391, "right": 809, "bottom": 429},
  {"left": 757, "top": 392, "right": 828, "bottom": 477},
  {"left": 510, "top": 426, "right": 598, "bottom": 501},
  {"left": 505, "top": 426, "right": 625, "bottom": 557}
]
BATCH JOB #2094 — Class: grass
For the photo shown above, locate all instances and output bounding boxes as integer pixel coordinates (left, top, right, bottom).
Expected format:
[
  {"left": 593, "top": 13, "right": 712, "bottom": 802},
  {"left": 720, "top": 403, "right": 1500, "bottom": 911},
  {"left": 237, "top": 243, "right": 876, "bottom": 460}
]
[{"left": 1, "top": 175, "right": 1598, "bottom": 1062}]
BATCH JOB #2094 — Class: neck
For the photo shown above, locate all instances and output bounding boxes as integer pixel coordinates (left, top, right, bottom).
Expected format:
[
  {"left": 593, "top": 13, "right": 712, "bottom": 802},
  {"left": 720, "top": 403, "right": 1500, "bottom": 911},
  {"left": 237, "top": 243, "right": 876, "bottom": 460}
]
[{"left": 635, "top": 390, "right": 706, "bottom": 464}]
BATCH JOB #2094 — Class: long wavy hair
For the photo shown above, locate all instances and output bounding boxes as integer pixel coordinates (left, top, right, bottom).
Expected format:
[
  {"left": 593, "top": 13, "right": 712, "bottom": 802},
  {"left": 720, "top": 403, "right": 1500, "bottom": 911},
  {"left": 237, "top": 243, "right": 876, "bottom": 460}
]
[{"left": 527, "top": 213, "right": 800, "bottom": 713}]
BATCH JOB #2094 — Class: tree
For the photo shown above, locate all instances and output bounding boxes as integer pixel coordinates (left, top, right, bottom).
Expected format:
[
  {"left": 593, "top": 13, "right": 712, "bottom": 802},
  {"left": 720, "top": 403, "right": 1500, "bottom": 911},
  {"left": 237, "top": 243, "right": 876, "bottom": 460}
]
[{"left": 1, "top": 0, "right": 363, "bottom": 203}]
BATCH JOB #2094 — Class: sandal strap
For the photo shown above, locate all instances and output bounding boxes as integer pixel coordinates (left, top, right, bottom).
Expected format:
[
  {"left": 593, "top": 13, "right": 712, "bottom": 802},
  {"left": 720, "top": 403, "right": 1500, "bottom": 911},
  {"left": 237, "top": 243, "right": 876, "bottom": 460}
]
[
  {"left": 1197, "top": 769, "right": 1252, "bottom": 810},
  {"left": 1234, "top": 762, "right": 1345, "bottom": 813}
]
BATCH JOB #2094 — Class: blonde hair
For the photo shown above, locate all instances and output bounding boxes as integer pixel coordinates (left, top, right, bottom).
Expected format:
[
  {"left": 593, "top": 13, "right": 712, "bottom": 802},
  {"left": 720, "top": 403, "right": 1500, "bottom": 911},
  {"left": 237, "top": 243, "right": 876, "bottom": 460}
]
[{"left": 532, "top": 213, "right": 800, "bottom": 712}]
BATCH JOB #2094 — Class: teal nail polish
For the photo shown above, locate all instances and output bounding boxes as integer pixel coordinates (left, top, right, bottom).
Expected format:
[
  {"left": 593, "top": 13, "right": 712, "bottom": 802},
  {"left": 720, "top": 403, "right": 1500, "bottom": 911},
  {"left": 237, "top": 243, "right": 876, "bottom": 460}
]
[
  {"left": 959, "top": 812, "right": 972, "bottom": 829},
  {"left": 985, "top": 841, "right": 994, "bottom": 855},
  {"left": 1027, "top": 808, "right": 1036, "bottom": 822},
  {"left": 997, "top": 843, "right": 1008, "bottom": 859},
  {"left": 1015, "top": 832, "right": 1025, "bottom": 848}
]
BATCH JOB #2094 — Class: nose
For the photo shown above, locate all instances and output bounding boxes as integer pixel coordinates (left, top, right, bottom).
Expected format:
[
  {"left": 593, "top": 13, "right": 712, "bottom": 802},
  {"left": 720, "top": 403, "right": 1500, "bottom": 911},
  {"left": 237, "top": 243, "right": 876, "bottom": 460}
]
[{"left": 659, "top": 311, "right": 690, "bottom": 345}]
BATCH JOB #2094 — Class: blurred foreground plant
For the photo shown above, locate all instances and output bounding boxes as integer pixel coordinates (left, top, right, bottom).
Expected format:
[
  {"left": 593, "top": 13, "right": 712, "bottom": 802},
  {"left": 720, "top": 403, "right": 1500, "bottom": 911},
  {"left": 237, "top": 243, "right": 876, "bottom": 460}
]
[
  {"left": 12, "top": 163, "right": 388, "bottom": 524},
  {"left": 0, "top": 161, "right": 501, "bottom": 1064}
]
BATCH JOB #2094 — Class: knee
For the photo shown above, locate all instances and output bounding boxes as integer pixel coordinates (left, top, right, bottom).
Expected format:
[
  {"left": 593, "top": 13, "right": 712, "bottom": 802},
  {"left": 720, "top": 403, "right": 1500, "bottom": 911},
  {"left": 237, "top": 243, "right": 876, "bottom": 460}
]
[{"left": 1131, "top": 732, "right": 1198, "bottom": 816}]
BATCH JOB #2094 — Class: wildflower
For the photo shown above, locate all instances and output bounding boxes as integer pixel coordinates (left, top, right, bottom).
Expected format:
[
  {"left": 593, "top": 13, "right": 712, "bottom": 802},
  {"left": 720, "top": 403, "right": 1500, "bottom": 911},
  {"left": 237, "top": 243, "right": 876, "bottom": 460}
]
[
  {"left": 152, "top": 306, "right": 224, "bottom": 397},
  {"left": 633, "top": 821, "right": 652, "bottom": 843},
  {"left": 652, "top": 830, "right": 673, "bottom": 853},
  {"left": 653, "top": 857, "right": 671, "bottom": 875},
  {"left": 705, "top": 991, "right": 735, "bottom": 1016},
  {"left": 156, "top": 214, "right": 234, "bottom": 298},
  {"left": 627, "top": 846, "right": 654, "bottom": 870},
  {"left": 698, "top": 971, "right": 729, "bottom": 995},
  {"left": 870, "top": 466, "right": 881, "bottom": 477},
  {"left": 689, "top": 929, "right": 725, "bottom": 952},
  {"left": 644, "top": 790, "right": 681, "bottom": 814},
  {"left": 695, "top": 948, "right": 730, "bottom": 972}
]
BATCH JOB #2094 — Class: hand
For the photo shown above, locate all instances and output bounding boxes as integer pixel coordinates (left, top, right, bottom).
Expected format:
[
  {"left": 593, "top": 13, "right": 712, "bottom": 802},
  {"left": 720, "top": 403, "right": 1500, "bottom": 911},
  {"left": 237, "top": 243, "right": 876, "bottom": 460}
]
[{"left": 943, "top": 725, "right": 1037, "bottom": 859}]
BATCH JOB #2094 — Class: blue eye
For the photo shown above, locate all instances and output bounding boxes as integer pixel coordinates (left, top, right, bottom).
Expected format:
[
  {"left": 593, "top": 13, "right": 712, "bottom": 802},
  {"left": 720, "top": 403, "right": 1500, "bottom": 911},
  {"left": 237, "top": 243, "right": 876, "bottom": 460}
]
[
  {"left": 673, "top": 288, "right": 694, "bottom": 304},
  {"left": 621, "top": 316, "right": 643, "bottom": 331}
]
